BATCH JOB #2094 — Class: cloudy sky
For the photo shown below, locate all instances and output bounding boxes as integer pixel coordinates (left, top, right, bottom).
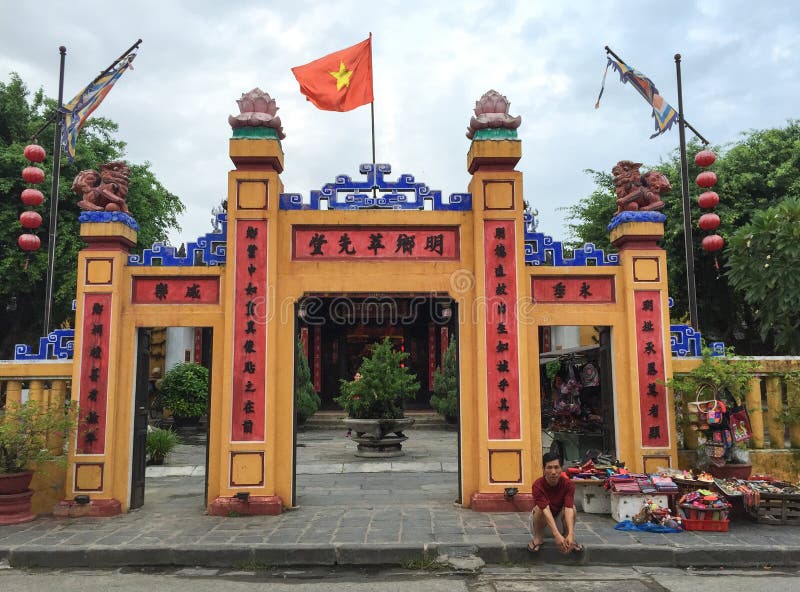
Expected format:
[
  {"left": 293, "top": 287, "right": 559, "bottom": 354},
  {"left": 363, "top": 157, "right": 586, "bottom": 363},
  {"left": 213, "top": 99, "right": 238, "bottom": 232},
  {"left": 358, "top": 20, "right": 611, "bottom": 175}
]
[{"left": 1, "top": 0, "right": 798, "bottom": 247}]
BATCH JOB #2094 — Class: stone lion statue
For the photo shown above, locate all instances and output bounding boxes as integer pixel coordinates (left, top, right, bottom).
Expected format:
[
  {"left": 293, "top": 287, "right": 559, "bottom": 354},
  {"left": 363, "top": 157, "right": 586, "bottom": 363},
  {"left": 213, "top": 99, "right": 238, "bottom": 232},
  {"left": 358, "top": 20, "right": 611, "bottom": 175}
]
[
  {"left": 73, "top": 161, "right": 131, "bottom": 214},
  {"left": 612, "top": 160, "right": 669, "bottom": 214}
]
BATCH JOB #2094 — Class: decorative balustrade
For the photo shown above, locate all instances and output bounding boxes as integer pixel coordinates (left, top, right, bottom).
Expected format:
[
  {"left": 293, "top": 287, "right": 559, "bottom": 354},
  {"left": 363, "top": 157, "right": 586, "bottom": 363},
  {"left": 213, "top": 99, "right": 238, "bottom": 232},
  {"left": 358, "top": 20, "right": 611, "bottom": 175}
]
[{"left": 673, "top": 357, "right": 800, "bottom": 451}]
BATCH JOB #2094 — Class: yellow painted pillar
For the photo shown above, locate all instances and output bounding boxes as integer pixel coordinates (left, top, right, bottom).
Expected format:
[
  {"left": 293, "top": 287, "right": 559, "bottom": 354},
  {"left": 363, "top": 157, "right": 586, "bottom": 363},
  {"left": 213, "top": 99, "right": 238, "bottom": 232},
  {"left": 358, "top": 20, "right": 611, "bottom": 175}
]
[
  {"left": 55, "top": 217, "right": 138, "bottom": 518},
  {"left": 609, "top": 217, "right": 677, "bottom": 472},
  {"left": 746, "top": 377, "right": 764, "bottom": 449},
  {"left": 28, "top": 379, "right": 44, "bottom": 404},
  {"left": 5, "top": 380, "right": 22, "bottom": 406},
  {"left": 787, "top": 380, "right": 800, "bottom": 448},
  {"left": 208, "top": 123, "right": 285, "bottom": 516},
  {"left": 682, "top": 398, "right": 699, "bottom": 450},
  {"left": 765, "top": 375, "right": 785, "bottom": 449},
  {"left": 464, "top": 127, "right": 534, "bottom": 512},
  {"left": 48, "top": 380, "right": 67, "bottom": 453}
]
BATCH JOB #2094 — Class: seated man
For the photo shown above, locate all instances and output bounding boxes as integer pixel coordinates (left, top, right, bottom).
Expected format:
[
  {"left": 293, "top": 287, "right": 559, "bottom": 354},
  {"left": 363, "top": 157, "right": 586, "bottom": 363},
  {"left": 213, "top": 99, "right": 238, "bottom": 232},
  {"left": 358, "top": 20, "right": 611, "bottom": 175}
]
[{"left": 528, "top": 451, "right": 583, "bottom": 554}]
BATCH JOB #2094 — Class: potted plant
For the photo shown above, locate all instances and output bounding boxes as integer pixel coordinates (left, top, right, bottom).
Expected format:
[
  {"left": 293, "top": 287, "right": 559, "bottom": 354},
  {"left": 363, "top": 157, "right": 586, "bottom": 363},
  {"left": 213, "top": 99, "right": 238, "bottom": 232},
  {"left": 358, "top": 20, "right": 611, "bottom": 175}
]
[
  {"left": 295, "top": 339, "right": 321, "bottom": 426},
  {"left": 335, "top": 337, "right": 420, "bottom": 457},
  {"left": 159, "top": 362, "right": 209, "bottom": 426},
  {"left": 0, "top": 399, "right": 78, "bottom": 523},
  {"left": 664, "top": 346, "right": 759, "bottom": 478},
  {"left": 430, "top": 338, "right": 459, "bottom": 424},
  {"left": 145, "top": 426, "right": 182, "bottom": 465}
]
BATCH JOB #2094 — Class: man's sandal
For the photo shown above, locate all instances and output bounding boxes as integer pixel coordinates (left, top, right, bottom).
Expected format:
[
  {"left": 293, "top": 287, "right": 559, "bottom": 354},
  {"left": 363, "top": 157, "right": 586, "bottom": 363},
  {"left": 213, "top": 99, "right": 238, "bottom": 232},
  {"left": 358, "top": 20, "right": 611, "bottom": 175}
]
[
  {"left": 527, "top": 541, "right": 543, "bottom": 553},
  {"left": 571, "top": 543, "right": 584, "bottom": 553}
]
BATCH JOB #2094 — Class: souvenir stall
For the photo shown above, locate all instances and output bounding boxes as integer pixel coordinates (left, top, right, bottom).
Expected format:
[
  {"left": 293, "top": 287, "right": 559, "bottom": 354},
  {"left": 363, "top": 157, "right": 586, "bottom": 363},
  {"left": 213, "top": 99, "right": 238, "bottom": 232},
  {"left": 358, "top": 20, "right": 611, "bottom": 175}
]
[
  {"left": 686, "top": 384, "right": 754, "bottom": 476},
  {"left": 539, "top": 334, "right": 615, "bottom": 465}
]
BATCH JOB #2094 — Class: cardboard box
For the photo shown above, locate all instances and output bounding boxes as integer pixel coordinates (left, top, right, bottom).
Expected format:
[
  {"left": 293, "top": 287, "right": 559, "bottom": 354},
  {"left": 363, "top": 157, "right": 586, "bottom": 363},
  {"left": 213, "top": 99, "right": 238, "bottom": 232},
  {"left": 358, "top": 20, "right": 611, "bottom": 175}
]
[{"left": 610, "top": 493, "right": 669, "bottom": 522}]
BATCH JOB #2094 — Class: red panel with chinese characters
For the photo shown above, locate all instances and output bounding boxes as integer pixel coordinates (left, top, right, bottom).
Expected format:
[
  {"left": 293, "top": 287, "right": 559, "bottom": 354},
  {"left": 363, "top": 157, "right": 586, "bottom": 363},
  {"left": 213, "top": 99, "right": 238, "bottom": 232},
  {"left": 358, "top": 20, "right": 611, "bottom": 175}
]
[
  {"left": 232, "top": 220, "right": 267, "bottom": 441},
  {"left": 484, "top": 221, "right": 520, "bottom": 439},
  {"left": 131, "top": 277, "right": 220, "bottom": 304},
  {"left": 531, "top": 276, "right": 615, "bottom": 303},
  {"left": 634, "top": 291, "right": 670, "bottom": 448},
  {"left": 292, "top": 226, "right": 459, "bottom": 260},
  {"left": 77, "top": 293, "right": 112, "bottom": 454}
]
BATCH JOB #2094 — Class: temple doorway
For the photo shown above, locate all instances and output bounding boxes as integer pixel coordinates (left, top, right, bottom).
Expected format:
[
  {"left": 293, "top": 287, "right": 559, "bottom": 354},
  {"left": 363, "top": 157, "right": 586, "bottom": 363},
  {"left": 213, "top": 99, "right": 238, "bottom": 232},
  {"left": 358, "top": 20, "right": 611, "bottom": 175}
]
[
  {"left": 538, "top": 325, "right": 616, "bottom": 464},
  {"left": 298, "top": 295, "right": 455, "bottom": 410}
]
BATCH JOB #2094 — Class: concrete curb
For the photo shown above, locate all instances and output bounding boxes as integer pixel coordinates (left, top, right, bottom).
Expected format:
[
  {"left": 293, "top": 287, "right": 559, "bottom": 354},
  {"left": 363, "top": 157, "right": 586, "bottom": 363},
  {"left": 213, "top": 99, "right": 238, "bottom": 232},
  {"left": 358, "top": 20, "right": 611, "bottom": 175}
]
[{"left": 3, "top": 543, "right": 800, "bottom": 569}]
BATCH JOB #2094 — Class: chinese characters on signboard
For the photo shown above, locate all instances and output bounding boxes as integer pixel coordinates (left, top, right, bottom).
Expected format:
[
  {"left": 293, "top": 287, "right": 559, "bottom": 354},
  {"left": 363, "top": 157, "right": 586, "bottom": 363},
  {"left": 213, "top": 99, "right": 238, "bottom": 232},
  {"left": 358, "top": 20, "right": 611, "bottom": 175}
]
[
  {"left": 232, "top": 221, "right": 267, "bottom": 441},
  {"left": 634, "top": 291, "right": 669, "bottom": 447},
  {"left": 131, "top": 277, "right": 221, "bottom": 304},
  {"left": 77, "top": 293, "right": 112, "bottom": 454},
  {"left": 485, "top": 221, "right": 520, "bottom": 439},
  {"left": 531, "top": 276, "right": 616, "bottom": 303},
  {"left": 292, "top": 227, "right": 460, "bottom": 260}
]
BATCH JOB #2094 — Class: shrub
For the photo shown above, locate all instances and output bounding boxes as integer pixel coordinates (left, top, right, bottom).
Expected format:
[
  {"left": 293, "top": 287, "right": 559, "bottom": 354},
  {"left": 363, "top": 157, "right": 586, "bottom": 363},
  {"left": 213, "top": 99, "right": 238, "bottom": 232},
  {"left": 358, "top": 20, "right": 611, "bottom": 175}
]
[
  {"left": 159, "top": 362, "right": 209, "bottom": 419},
  {"left": 430, "top": 338, "right": 458, "bottom": 421},
  {"left": 295, "top": 339, "right": 321, "bottom": 423},
  {"left": 0, "top": 399, "right": 78, "bottom": 474},
  {"left": 335, "top": 337, "right": 420, "bottom": 419},
  {"left": 145, "top": 427, "right": 181, "bottom": 463}
]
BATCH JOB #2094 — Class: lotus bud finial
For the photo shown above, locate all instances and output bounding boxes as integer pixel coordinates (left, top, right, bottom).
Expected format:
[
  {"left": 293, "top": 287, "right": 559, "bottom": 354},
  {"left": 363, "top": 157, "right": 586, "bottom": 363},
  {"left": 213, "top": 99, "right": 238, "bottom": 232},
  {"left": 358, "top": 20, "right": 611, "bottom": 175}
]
[
  {"left": 466, "top": 89, "right": 522, "bottom": 139},
  {"left": 228, "top": 88, "right": 285, "bottom": 139}
]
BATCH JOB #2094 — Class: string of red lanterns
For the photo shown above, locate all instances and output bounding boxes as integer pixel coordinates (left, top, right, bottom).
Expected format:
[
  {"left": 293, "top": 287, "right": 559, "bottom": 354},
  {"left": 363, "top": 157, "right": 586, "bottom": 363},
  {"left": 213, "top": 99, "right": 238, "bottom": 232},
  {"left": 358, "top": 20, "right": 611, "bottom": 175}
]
[
  {"left": 18, "top": 144, "right": 46, "bottom": 252},
  {"left": 694, "top": 149, "right": 724, "bottom": 252}
]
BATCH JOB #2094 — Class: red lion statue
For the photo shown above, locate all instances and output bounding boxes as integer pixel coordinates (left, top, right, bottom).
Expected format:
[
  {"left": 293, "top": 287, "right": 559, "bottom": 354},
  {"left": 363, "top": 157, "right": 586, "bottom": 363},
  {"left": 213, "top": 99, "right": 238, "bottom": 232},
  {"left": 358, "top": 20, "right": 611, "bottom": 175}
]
[
  {"left": 73, "top": 161, "right": 131, "bottom": 214},
  {"left": 612, "top": 160, "right": 670, "bottom": 214}
]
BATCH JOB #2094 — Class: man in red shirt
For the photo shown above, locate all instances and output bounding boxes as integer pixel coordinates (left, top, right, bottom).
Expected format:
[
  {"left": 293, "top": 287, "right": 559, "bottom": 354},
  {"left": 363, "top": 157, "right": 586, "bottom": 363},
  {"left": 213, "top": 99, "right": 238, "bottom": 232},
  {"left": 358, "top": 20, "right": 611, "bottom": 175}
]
[{"left": 528, "top": 452, "right": 583, "bottom": 554}]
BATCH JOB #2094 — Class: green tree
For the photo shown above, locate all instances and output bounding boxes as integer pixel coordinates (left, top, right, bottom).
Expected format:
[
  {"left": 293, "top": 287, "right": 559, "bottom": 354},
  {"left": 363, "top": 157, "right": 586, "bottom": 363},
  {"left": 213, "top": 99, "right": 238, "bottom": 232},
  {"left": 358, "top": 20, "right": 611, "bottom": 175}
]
[
  {"left": 565, "top": 121, "right": 800, "bottom": 354},
  {"left": 727, "top": 198, "right": 800, "bottom": 353},
  {"left": 295, "top": 339, "right": 321, "bottom": 423},
  {"left": 335, "top": 337, "right": 420, "bottom": 419},
  {"left": 430, "top": 338, "right": 458, "bottom": 422},
  {"left": 159, "top": 362, "right": 209, "bottom": 420},
  {"left": 0, "top": 73, "right": 184, "bottom": 357}
]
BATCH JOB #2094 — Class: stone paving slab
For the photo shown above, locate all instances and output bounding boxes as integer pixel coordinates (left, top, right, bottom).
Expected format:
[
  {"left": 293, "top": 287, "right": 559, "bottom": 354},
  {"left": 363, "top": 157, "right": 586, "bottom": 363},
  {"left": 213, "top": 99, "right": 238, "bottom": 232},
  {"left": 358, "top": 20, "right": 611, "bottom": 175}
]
[{"left": 3, "top": 428, "right": 799, "bottom": 569}]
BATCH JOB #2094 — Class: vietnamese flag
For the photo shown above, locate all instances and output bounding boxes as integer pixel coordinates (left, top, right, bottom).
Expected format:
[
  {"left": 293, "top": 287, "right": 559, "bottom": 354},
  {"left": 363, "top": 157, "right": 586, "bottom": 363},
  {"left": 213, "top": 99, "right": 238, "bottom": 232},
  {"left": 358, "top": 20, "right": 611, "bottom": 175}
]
[{"left": 291, "top": 37, "right": 373, "bottom": 112}]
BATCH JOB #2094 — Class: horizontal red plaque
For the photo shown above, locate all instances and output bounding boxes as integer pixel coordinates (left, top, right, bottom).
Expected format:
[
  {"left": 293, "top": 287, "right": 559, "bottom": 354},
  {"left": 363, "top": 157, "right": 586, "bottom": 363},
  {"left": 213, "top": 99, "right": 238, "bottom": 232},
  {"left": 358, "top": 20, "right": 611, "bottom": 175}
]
[
  {"left": 132, "top": 277, "right": 220, "bottom": 304},
  {"left": 532, "top": 276, "right": 615, "bottom": 303},
  {"left": 292, "top": 226, "right": 459, "bottom": 260}
]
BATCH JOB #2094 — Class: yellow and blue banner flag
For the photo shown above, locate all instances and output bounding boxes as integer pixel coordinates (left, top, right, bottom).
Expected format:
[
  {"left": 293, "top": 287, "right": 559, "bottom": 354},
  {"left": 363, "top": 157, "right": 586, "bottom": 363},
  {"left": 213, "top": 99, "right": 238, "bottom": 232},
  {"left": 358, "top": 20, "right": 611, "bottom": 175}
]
[
  {"left": 596, "top": 55, "right": 678, "bottom": 139},
  {"left": 60, "top": 53, "right": 135, "bottom": 162}
]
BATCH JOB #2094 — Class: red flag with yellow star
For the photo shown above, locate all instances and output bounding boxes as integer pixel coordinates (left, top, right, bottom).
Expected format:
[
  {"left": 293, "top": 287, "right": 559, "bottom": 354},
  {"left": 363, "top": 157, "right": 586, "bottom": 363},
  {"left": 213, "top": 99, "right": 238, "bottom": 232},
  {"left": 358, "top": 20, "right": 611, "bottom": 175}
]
[{"left": 291, "top": 37, "right": 373, "bottom": 112}]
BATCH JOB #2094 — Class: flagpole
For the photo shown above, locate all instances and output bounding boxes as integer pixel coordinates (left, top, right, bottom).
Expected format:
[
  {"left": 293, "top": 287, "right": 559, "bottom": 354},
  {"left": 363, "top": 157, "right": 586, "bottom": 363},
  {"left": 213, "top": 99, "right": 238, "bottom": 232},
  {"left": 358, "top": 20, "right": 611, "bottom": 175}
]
[
  {"left": 675, "top": 53, "right": 699, "bottom": 331},
  {"left": 370, "top": 101, "right": 377, "bottom": 199},
  {"left": 42, "top": 46, "right": 67, "bottom": 336}
]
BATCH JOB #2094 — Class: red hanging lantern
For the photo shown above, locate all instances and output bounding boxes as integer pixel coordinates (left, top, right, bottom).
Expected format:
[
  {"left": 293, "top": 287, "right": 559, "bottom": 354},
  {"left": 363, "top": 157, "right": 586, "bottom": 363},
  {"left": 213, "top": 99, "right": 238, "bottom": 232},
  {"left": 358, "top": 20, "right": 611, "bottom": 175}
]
[
  {"left": 23, "top": 144, "right": 46, "bottom": 163},
  {"left": 22, "top": 166, "right": 45, "bottom": 184},
  {"left": 698, "top": 191, "right": 719, "bottom": 209},
  {"left": 18, "top": 234, "right": 41, "bottom": 252},
  {"left": 696, "top": 171, "right": 717, "bottom": 188},
  {"left": 702, "top": 234, "right": 724, "bottom": 252},
  {"left": 694, "top": 149, "right": 716, "bottom": 168},
  {"left": 20, "top": 211, "right": 43, "bottom": 229},
  {"left": 698, "top": 212, "right": 721, "bottom": 231},
  {"left": 21, "top": 188, "right": 45, "bottom": 206}
]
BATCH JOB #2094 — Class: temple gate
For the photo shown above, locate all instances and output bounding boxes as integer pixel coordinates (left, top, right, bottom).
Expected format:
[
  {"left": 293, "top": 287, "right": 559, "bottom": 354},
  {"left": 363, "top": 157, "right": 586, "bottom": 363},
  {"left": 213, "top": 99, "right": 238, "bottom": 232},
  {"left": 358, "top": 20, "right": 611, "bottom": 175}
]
[{"left": 52, "top": 89, "right": 677, "bottom": 517}]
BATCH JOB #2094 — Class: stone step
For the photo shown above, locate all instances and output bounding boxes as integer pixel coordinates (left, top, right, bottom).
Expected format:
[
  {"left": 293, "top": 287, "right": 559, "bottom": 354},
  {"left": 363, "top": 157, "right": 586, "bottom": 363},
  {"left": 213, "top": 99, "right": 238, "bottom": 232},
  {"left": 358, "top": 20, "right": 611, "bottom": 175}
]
[{"left": 302, "top": 410, "right": 454, "bottom": 430}]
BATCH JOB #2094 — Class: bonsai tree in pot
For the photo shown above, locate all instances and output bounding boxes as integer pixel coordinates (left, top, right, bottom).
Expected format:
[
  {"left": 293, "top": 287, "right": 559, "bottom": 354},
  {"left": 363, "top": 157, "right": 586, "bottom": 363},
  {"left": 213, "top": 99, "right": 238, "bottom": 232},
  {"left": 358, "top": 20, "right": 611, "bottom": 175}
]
[
  {"left": 430, "top": 338, "right": 459, "bottom": 424},
  {"left": 0, "top": 399, "right": 78, "bottom": 523},
  {"left": 664, "top": 346, "right": 759, "bottom": 477},
  {"left": 335, "top": 337, "right": 420, "bottom": 457},
  {"left": 295, "top": 339, "right": 321, "bottom": 426},
  {"left": 159, "top": 362, "right": 209, "bottom": 426}
]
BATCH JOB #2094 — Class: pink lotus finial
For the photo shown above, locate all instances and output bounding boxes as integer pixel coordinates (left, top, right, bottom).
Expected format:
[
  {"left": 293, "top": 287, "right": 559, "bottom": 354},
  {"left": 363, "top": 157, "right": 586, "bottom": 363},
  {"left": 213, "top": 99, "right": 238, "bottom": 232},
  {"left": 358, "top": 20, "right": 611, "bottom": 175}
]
[
  {"left": 228, "top": 88, "right": 285, "bottom": 139},
  {"left": 466, "top": 89, "right": 522, "bottom": 139}
]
